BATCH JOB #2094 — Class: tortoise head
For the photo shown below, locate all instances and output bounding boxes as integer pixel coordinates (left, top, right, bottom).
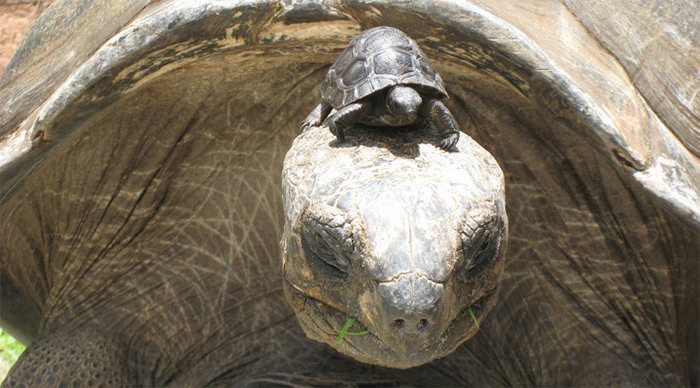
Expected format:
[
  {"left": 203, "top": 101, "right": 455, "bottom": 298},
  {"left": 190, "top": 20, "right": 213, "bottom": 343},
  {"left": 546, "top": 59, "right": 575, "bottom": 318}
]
[
  {"left": 281, "top": 125, "right": 507, "bottom": 368},
  {"left": 386, "top": 86, "right": 422, "bottom": 123}
]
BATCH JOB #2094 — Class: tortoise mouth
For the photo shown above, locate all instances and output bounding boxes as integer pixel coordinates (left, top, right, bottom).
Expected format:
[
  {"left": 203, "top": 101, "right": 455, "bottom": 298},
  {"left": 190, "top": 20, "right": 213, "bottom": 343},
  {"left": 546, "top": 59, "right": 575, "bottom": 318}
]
[{"left": 284, "top": 277, "right": 497, "bottom": 368}]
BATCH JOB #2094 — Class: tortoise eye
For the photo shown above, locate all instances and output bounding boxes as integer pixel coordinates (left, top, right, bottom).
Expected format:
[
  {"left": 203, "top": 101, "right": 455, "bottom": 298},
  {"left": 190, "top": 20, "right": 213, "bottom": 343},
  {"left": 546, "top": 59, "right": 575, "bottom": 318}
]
[
  {"left": 469, "top": 230, "right": 491, "bottom": 271},
  {"left": 386, "top": 93, "right": 399, "bottom": 113},
  {"left": 460, "top": 227, "right": 496, "bottom": 277},
  {"left": 387, "top": 99, "right": 397, "bottom": 113},
  {"left": 303, "top": 225, "right": 350, "bottom": 280},
  {"left": 476, "top": 231, "right": 490, "bottom": 255}
]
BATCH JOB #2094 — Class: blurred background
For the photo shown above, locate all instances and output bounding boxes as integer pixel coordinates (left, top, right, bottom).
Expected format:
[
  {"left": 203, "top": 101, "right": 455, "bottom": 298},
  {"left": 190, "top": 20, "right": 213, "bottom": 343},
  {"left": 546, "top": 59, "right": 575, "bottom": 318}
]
[
  {"left": 0, "top": 329, "right": 24, "bottom": 379},
  {"left": 1, "top": 1, "right": 50, "bottom": 72}
]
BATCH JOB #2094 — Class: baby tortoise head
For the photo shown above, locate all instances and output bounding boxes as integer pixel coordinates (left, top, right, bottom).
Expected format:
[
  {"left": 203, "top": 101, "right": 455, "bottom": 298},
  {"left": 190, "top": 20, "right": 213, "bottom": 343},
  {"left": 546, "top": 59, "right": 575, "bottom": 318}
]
[
  {"left": 386, "top": 86, "right": 422, "bottom": 124},
  {"left": 281, "top": 125, "right": 507, "bottom": 369}
]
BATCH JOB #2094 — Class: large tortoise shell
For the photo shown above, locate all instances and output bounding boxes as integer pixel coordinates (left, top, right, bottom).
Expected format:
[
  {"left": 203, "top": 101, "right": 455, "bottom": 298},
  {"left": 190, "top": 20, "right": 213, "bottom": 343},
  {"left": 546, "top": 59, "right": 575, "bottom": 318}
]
[{"left": 321, "top": 26, "right": 448, "bottom": 108}]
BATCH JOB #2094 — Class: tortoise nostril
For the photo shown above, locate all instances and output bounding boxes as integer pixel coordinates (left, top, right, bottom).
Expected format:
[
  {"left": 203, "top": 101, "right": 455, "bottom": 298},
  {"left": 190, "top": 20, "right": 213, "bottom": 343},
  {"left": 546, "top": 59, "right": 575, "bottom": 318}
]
[
  {"left": 418, "top": 319, "right": 429, "bottom": 331},
  {"left": 392, "top": 318, "right": 431, "bottom": 332}
]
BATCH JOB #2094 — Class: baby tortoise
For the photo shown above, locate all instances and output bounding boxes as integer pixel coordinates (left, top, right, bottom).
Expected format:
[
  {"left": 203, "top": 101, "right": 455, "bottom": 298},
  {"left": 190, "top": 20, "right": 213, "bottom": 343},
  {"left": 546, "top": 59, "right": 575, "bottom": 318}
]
[{"left": 301, "top": 26, "right": 460, "bottom": 150}]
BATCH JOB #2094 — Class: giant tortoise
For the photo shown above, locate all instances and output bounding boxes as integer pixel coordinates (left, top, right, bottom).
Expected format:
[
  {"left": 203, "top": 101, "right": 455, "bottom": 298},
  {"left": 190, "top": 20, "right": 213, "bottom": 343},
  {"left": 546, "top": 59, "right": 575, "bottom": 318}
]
[{"left": 0, "top": 1, "right": 698, "bottom": 386}]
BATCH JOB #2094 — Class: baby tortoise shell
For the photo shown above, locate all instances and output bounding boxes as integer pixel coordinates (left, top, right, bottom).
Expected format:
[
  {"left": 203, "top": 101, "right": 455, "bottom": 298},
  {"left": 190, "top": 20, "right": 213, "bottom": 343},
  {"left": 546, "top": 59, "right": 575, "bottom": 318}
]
[{"left": 321, "top": 26, "right": 448, "bottom": 109}]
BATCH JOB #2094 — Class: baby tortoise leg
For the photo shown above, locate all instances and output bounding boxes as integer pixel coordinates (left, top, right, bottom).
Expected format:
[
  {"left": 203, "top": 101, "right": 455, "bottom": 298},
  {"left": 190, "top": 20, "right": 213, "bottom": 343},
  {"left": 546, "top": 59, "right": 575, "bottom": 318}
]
[
  {"left": 3, "top": 326, "right": 137, "bottom": 387},
  {"left": 300, "top": 101, "right": 332, "bottom": 131},
  {"left": 421, "top": 99, "right": 460, "bottom": 150},
  {"left": 327, "top": 100, "right": 372, "bottom": 141}
]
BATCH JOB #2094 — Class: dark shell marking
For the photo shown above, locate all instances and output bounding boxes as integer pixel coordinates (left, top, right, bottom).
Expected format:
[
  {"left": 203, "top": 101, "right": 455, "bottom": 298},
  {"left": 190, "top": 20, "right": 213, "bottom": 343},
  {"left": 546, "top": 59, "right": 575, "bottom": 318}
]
[{"left": 321, "top": 26, "right": 447, "bottom": 108}]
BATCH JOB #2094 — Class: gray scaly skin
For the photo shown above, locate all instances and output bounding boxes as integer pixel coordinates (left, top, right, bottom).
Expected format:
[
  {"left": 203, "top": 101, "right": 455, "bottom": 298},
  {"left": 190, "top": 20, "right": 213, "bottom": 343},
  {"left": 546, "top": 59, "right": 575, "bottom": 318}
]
[{"left": 0, "top": 0, "right": 698, "bottom": 386}]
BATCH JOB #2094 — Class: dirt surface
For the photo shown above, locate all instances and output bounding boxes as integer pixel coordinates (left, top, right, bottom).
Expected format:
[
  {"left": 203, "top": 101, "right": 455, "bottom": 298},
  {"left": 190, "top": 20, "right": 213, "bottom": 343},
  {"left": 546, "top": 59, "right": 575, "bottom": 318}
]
[{"left": 0, "top": 1, "right": 51, "bottom": 75}]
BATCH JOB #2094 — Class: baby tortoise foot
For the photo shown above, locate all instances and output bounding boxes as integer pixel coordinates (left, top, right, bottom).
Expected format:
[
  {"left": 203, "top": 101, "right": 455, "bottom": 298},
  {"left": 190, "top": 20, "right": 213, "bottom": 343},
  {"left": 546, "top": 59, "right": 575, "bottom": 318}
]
[
  {"left": 328, "top": 120, "right": 345, "bottom": 141},
  {"left": 440, "top": 132, "right": 459, "bottom": 151},
  {"left": 301, "top": 102, "right": 332, "bottom": 131}
]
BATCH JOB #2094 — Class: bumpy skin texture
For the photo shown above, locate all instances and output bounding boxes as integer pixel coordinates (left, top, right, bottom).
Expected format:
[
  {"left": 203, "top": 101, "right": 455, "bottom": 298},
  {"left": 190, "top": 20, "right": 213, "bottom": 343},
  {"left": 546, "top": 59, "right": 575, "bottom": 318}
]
[
  {"left": 2, "top": 327, "right": 135, "bottom": 387},
  {"left": 0, "top": 0, "right": 698, "bottom": 386},
  {"left": 281, "top": 125, "right": 507, "bottom": 368}
]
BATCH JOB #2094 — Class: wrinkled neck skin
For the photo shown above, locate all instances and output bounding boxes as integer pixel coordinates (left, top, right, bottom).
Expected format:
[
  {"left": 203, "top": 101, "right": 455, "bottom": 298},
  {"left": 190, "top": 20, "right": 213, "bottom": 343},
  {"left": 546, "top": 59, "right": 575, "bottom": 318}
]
[{"left": 281, "top": 125, "right": 507, "bottom": 368}]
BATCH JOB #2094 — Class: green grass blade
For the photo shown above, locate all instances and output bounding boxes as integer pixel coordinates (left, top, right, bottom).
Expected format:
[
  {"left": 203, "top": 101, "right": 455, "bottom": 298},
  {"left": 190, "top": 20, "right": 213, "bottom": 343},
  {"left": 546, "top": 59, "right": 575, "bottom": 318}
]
[
  {"left": 336, "top": 317, "right": 370, "bottom": 341},
  {"left": 336, "top": 317, "right": 357, "bottom": 342},
  {"left": 467, "top": 307, "right": 479, "bottom": 328},
  {"left": 345, "top": 330, "right": 369, "bottom": 336}
]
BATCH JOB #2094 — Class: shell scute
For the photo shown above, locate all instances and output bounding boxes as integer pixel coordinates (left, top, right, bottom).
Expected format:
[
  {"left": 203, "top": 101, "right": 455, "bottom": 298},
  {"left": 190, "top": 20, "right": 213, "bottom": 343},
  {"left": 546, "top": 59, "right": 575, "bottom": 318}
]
[
  {"left": 361, "top": 28, "right": 414, "bottom": 54},
  {"left": 342, "top": 59, "right": 370, "bottom": 87},
  {"left": 374, "top": 50, "right": 413, "bottom": 76}
]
